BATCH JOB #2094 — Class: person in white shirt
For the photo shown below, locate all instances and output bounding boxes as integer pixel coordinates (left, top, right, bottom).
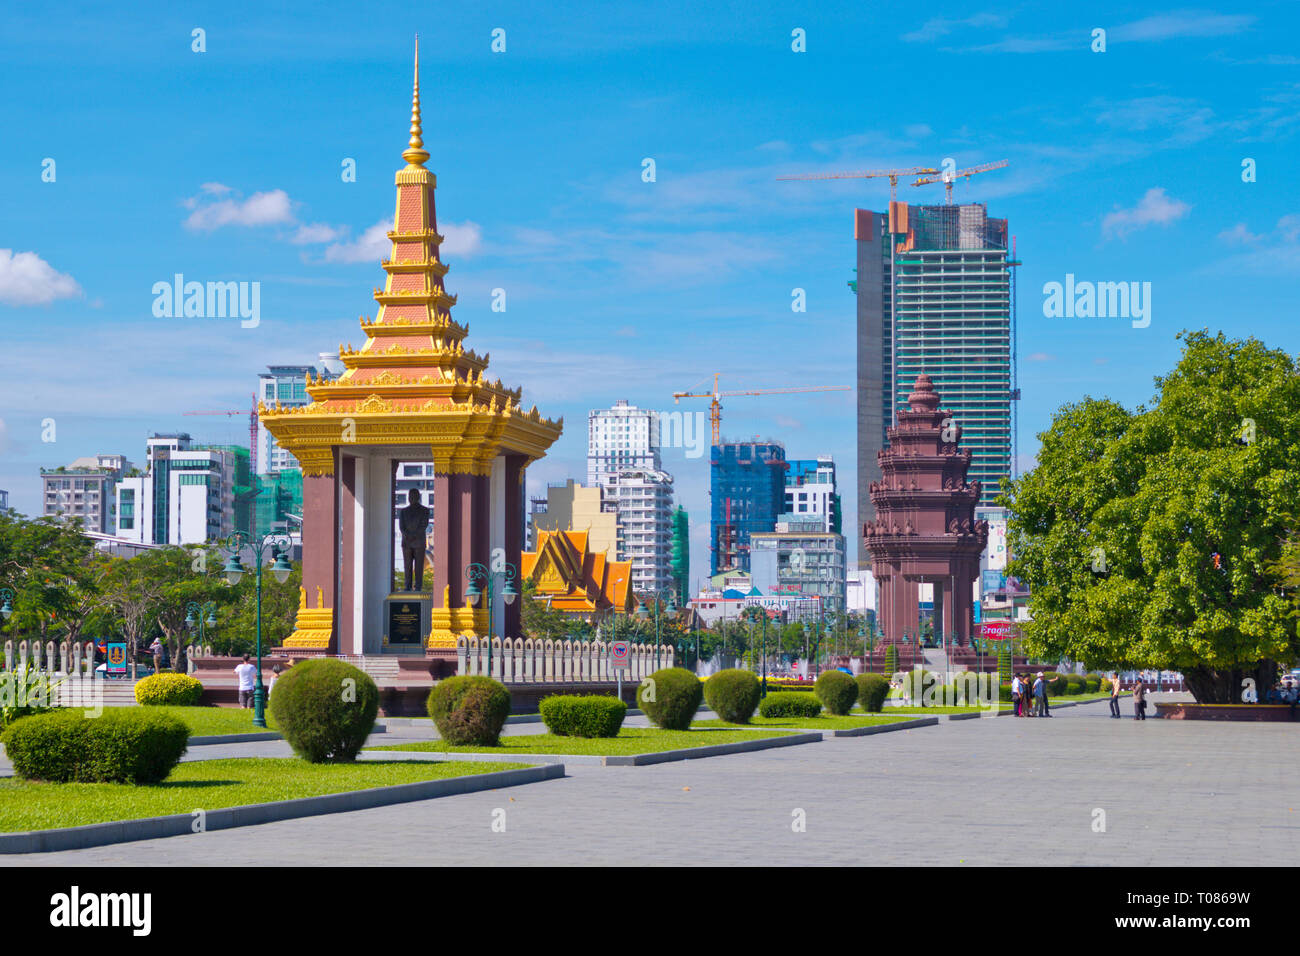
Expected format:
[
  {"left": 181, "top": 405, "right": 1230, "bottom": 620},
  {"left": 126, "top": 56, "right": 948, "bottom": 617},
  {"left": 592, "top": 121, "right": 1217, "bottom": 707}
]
[
  {"left": 1012, "top": 675, "right": 1024, "bottom": 716},
  {"left": 234, "top": 655, "right": 257, "bottom": 709}
]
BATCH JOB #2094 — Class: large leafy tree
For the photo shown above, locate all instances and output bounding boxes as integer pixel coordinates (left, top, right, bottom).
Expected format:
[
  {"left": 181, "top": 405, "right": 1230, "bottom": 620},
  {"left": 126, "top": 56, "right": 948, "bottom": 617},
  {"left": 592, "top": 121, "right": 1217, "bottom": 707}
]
[
  {"left": 0, "top": 512, "right": 103, "bottom": 648},
  {"left": 1001, "top": 330, "right": 1300, "bottom": 702}
]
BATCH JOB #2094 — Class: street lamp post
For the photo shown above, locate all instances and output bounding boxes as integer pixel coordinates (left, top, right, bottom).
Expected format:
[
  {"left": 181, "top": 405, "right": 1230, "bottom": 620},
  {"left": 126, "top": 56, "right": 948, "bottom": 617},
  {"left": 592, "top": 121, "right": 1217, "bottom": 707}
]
[
  {"left": 0, "top": 587, "right": 13, "bottom": 625},
  {"left": 220, "top": 532, "right": 293, "bottom": 729},
  {"left": 635, "top": 587, "right": 679, "bottom": 662},
  {"left": 184, "top": 600, "right": 218, "bottom": 667},
  {"left": 464, "top": 561, "right": 519, "bottom": 678}
]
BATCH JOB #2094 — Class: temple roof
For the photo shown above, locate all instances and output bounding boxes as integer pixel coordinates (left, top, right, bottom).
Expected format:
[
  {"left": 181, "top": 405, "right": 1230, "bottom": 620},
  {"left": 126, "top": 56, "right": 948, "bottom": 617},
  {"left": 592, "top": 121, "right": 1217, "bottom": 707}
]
[
  {"left": 258, "top": 37, "right": 562, "bottom": 477},
  {"left": 521, "top": 530, "right": 634, "bottom": 615}
]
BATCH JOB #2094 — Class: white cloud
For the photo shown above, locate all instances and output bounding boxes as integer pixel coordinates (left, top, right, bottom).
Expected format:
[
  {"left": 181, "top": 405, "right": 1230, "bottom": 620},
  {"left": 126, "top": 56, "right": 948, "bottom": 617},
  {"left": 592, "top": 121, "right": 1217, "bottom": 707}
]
[
  {"left": 291, "top": 223, "right": 345, "bottom": 244},
  {"left": 322, "top": 219, "right": 392, "bottom": 264},
  {"left": 1026, "top": 352, "right": 1055, "bottom": 362},
  {"left": 320, "top": 218, "right": 481, "bottom": 264},
  {"left": 902, "top": 13, "right": 1006, "bottom": 43},
  {"left": 184, "top": 188, "right": 294, "bottom": 231},
  {"left": 441, "top": 220, "right": 483, "bottom": 257},
  {"left": 0, "top": 249, "right": 83, "bottom": 306},
  {"left": 1102, "top": 187, "right": 1190, "bottom": 239},
  {"left": 1111, "top": 12, "right": 1254, "bottom": 42},
  {"left": 1218, "top": 222, "right": 1263, "bottom": 244}
]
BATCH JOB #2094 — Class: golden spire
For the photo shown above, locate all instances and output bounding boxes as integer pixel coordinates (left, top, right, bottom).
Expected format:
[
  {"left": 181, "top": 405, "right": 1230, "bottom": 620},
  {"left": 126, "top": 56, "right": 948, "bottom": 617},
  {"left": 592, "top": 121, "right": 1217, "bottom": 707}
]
[{"left": 402, "top": 35, "right": 430, "bottom": 167}]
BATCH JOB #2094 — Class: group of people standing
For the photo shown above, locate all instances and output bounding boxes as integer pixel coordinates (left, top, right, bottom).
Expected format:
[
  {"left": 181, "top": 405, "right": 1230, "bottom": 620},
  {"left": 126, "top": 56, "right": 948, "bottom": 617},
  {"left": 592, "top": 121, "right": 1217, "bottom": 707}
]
[
  {"left": 1109, "top": 674, "right": 1147, "bottom": 719},
  {"left": 1010, "top": 671, "right": 1052, "bottom": 717}
]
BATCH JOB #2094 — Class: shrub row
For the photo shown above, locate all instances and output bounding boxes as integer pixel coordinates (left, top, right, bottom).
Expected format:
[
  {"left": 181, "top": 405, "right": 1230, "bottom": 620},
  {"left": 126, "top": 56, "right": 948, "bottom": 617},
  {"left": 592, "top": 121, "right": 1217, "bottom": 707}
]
[
  {"left": 1, "top": 709, "right": 189, "bottom": 783},
  {"left": 539, "top": 695, "right": 626, "bottom": 738},
  {"left": 759, "top": 692, "right": 823, "bottom": 719},
  {"left": 134, "top": 672, "right": 204, "bottom": 706}
]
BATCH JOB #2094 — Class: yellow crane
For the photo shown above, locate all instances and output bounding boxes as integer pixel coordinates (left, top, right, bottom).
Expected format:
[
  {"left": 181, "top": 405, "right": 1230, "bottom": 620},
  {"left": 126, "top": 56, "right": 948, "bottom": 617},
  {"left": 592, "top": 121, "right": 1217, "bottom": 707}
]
[
  {"left": 911, "top": 159, "right": 1009, "bottom": 204},
  {"left": 776, "top": 166, "right": 940, "bottom": 202},
  {"left": 672, "top": 373, "right": 851, "bottom": 447}
]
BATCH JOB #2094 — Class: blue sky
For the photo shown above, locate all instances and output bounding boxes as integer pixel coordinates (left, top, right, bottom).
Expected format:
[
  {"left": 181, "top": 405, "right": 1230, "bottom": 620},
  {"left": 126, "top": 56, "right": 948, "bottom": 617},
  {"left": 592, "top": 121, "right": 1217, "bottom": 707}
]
[{"left": 2, "top": 1, "right": 1299, "bottom": 588}]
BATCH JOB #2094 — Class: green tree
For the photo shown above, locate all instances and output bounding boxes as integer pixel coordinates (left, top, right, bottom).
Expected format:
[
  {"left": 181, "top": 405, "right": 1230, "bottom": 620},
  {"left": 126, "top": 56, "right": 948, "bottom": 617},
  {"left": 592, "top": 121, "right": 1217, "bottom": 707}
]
[{"left": 1000, "top": 330, "right": 1300, "bottom": 702}]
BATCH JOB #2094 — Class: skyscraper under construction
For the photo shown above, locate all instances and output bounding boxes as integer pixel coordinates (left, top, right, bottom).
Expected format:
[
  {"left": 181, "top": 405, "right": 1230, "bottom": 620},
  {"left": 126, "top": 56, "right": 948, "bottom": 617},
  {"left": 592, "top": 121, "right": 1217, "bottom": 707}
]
[{"left": 852, "top": 201, "right": 1017, "bottom": 528}]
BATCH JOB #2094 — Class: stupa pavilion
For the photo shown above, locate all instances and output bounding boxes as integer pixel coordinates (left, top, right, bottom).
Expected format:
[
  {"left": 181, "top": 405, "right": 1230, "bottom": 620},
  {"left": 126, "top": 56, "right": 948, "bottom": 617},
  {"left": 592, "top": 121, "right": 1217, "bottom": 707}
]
[
  {"left": 259, "top": 41, "right": 562, "bottom": 669},
  {"left": 863, "top": 374, "right": 988, "bottom": 647}
]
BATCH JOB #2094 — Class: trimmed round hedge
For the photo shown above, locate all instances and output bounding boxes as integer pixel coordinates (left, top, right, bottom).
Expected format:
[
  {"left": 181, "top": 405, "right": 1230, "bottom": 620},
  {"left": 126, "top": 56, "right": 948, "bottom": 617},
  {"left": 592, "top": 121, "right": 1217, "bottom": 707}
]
[
  {"left": 639, "top": 667, "right": 702, "bottom": 730},
  {"left": 704, "top": 669, "right": 761, "bottom": 723},
  {"left": 900, "top": 668, "right": 939, "bottom": 703},
  {"left": 856, "top": 673, "right": 891, "bottom": 712},
  {"left": 134, "top": 672, "right": 204, "bottom": 706},
  {"left": 269, "top": 658, "right": 378, "bottom": 762},
  {"left": 427, "top": 675, "right": 511, "bottom": 746},
  {"left": 1086, "top": 675, "right": 1102, "bottom": 693},
  {"left": 815, "top": 670, "right": 857, "bottom": 715},
  {"left": 758, "top": 691, "right": 823, "bottom": 719},
  {"left": 540, "top": 695, "right": 626, "bottom": 738},
  {"left": 1, "top": 708, "right": 189, "bottom": 783}
]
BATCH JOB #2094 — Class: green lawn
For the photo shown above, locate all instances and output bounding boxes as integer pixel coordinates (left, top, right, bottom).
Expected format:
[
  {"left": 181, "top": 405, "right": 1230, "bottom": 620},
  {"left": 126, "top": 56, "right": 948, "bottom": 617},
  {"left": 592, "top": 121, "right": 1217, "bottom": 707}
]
[
  {"left": 0, "top": 758, "right": 524, "bottom": 833},
  {"left": 103, "top": 705, "right": 283, "bottom": 737},
  {"left": 368, "top": 726, "right": 795, "bottom": 756},
  {"left": 695, "top": 713, "right": 915, "bottom": 730}
]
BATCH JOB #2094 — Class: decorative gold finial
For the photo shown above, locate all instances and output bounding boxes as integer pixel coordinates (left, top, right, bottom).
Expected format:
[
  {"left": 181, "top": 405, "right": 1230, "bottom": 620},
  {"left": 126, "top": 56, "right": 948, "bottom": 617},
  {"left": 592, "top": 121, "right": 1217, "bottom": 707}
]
[{"left": 403, "top": 35, "right": 430, "bottom": 167}]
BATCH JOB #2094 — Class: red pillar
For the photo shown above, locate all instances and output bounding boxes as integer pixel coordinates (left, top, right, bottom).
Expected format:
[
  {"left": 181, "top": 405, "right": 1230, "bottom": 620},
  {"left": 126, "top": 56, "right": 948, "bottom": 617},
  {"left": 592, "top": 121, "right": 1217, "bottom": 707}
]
[
  {"left": 503, "top": 455, "right": 524, "bottom": 639},
  {"left": 300, "top": 450, "right": 341, "bottom": 653}
]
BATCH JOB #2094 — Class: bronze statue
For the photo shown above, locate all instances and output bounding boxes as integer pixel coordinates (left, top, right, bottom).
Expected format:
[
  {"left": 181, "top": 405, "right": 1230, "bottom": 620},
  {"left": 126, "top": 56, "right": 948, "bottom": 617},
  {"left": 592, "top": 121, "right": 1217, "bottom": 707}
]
[{"left": 398, "top": 488, "right": 431, "bottom": 591}]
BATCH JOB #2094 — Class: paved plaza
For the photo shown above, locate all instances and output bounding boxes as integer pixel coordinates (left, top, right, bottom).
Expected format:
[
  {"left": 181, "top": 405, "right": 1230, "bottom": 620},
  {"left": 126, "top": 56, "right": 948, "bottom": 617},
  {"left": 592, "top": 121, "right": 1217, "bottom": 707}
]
[{"left": 3, "top": 700, "right": 1296, "bottom": 866}]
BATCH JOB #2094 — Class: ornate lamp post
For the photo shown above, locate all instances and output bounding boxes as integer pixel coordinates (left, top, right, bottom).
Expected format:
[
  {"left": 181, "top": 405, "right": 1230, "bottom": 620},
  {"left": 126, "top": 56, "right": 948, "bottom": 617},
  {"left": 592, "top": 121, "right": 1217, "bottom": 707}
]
[
  {"left": 221, "top": 533, "right": 293, "bottom": 728},
  {"left": 635, "top": 588, "right": 679, "bottom": 660},
  {"left": 0, "top": 587, "right": 13, "bottom": 624},
  {"left": 464, "top": 561, "right": 519, "bottom": 678},
  {"left": 184, "top": 600, "right": 218, "bottom": 666}
]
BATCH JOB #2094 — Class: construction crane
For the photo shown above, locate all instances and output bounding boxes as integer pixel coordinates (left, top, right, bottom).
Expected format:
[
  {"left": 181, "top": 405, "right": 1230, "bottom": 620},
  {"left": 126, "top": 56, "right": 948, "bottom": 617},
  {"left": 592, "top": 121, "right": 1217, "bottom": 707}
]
[
  {"left": 911, "top": 159, "right": 1009, "bottom": 204},
  {"left": 776, "top": 166, "right": 940, "bottom": 202},
  {"left": 183, "top": 396, "right": 260, "bottom": 470},
  {"left": 672, "top": 374, "right": 851, "bottom": 447}
]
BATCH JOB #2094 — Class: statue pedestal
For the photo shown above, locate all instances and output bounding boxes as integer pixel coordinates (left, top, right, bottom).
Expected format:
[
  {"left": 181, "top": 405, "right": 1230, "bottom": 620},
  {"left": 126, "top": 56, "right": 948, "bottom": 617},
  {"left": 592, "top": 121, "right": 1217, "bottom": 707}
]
[{"left": 384, "top": 593, "right": 430, "bottom": 652}]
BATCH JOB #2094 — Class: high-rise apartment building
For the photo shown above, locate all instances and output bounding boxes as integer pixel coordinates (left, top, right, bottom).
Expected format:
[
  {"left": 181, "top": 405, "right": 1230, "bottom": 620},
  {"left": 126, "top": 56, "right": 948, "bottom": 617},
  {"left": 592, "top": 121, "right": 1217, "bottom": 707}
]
[
  {"left": 115, "top": 434, "right": 240, "bottom": 545},
  {"left": 40, "top": 454, "right": 131, "bottom": 534},
  {"left": 853, "top": 202, "right": 1015, "bottom": 527},
  {"left": 784, "top": 456, "right": 841, "bottom": 534},
  {"left": 711, "top": 440, "right": 787, "bottom": 574},
  {"left": 750, "top": 517, "right": 847, "bottom": 617},
  {"left": 255, "top": 355, "right": 343, "bottom": 475},
  {"left": 587, "top": 401, "right": 674, "bottom": 593}
]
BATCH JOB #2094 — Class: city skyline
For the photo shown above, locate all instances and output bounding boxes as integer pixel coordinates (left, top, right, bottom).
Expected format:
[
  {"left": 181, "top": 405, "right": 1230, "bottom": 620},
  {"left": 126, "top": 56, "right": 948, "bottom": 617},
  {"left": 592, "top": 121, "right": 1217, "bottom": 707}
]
[{"left": 4, "top": 2, "right": 1300, "bottom": 587}]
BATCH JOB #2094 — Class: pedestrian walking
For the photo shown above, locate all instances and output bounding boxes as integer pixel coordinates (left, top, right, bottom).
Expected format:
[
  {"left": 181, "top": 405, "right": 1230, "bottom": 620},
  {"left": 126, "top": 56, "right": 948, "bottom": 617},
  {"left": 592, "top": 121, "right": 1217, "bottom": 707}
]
[
  {"left": 1038, "top": 671, "right": 1052, "bottom": 716},
  {"left": 1033, "top": 672, "right": 1051, "bottom": 717},
  {"left": 148, "top": 637, "right": 164, "bottom": 673},
  {"left": 1133, "top": 679, "right": 1146, "bottom": 720},
  {"left": 1109, "top": 672, "right": 1122, "bottom": 718},
  {"left": 235, "top": 654, "right": 256, "bottom": 709},
  {"left": 1012, "top": 674, "right": 1024, "bottom": 717}
]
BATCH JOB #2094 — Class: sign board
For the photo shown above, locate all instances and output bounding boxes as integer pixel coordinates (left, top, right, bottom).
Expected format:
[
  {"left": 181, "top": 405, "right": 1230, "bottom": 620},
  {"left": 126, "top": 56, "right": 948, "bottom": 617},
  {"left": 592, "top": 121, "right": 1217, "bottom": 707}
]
[
  {"left": 981, "top": 621, "right": 1016, "bottom": 641},
  {"left": 973, "top": 602, "right": 982, "bottom": 624},
  {"left": 611, "top": 640, "right": 630, "bottom": 669},
  {"left": 985, "top": 517, "right": 1008, "bottom": 571},
  {"left": 106, "top": 642, "right": 128, "bottom": 675},
  {"left": 981, "top": 570, "right": 1006, "bottom": 594}
]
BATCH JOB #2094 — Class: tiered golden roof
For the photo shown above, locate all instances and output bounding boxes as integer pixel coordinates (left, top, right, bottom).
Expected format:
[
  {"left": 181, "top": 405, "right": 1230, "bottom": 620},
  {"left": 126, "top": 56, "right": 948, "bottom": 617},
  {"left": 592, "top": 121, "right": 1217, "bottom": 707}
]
[{"left": 259, "top": 37, "right": 562, "bottom": 478}]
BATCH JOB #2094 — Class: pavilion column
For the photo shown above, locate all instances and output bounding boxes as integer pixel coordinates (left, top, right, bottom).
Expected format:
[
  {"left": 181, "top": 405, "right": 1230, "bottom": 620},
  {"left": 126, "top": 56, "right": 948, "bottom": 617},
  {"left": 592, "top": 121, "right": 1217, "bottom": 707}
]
[
  {"left": 432, "top": 471, "right": 459, "bottom": 607},
  {"left": 337, "top": 455, "right": 358, "bottom": 653},
  {"left": 502, "top": 455, "right": 525, "bottom": 639},
  {"left": 299, "top": 454, "right": 341, "bottom": 653}
]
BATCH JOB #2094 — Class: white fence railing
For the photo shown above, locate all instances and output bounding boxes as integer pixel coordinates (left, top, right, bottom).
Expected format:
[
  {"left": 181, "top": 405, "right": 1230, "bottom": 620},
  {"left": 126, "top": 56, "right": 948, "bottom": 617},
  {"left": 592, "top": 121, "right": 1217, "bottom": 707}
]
[{"left": 455, "top": 637, "right": 673, "bottom": 683}]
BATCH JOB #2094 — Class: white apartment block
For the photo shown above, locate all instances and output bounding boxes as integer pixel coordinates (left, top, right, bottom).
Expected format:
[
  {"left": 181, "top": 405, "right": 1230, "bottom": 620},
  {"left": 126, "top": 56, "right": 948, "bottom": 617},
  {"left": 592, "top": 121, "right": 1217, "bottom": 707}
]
[
  {"left": 115, "top": 435, "right": 237, "bottom": 546},
  {"left": 587, "top": 401, "right": 674, "bottom": 594},
  {"left": 40, "top": 454, "right": 130, "bottom": 534}
]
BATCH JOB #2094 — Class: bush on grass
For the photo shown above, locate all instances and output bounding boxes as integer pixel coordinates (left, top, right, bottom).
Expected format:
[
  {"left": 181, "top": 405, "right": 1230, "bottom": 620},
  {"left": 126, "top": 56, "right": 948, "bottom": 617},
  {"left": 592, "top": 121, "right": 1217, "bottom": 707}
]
[
  {"left": 1086, "top": 675, "right": 1102, "bottom": 693},
  {"left": 856, "top": 673, "right": 891, "bottom": 713},
  {"left": 134, "top": 672, "right": 204, "bottom": 706},
  {"left": 270, "top": 658, "right": 379, "bottom": 762},
  {"left": 1, "top": 708, "right": 188, "bottom": 783},
  {"left": 426, "top": 675, "right": 511, "bottom": 747},
  {"left": 539, "top": 695, "right": 626, "bottom": 738},
  {"left": 704, "top": 669, "right": 762, "bottom": 723},
  {"left": 639, "top": 668, "right": 702, "bottom": 731},
  {"left": 758, "top": 692, "right": 823, "bottom": 719},
  {"left": 815, "top": 670, "right": 858, "bottom": 715}
]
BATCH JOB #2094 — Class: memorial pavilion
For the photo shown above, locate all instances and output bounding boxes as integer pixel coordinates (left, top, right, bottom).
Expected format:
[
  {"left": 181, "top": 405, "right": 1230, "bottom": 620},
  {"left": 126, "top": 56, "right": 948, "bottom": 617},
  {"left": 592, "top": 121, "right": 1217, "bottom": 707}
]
[
  {"left": 863, "top": 374, "right": 988, "bottom": 646},
  {"left": 259, "top": 40, "right": 562, "bottom": 668}
]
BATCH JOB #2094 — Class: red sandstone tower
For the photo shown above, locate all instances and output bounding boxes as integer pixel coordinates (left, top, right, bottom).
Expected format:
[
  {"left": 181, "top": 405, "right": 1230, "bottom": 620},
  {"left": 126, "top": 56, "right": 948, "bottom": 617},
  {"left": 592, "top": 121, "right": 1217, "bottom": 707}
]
[{"left": 864, "top": 374, "right": 988, "bottom": 647}]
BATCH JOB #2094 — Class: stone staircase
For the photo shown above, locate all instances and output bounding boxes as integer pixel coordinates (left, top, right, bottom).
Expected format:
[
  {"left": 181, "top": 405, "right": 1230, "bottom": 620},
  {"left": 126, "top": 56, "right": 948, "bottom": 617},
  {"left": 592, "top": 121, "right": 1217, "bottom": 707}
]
[{"left": 336, "top": 655, "right": 404, "bottom": 683}]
